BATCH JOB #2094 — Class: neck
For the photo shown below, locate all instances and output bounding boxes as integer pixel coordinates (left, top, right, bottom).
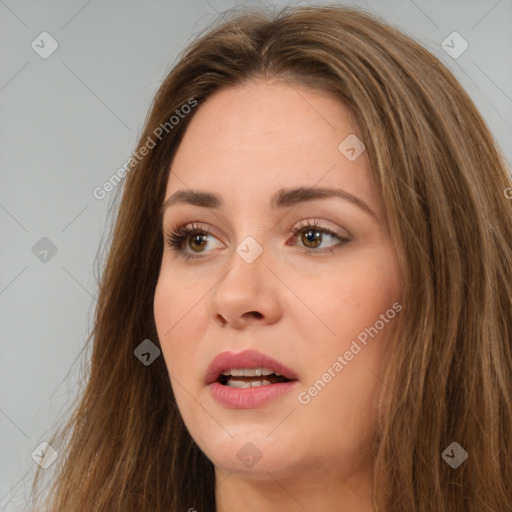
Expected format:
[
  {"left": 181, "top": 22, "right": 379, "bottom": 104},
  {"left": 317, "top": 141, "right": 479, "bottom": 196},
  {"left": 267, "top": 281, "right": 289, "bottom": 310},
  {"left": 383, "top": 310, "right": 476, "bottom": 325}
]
[{"left": 214, "top": 456, "right": 378, "bottom": 512}]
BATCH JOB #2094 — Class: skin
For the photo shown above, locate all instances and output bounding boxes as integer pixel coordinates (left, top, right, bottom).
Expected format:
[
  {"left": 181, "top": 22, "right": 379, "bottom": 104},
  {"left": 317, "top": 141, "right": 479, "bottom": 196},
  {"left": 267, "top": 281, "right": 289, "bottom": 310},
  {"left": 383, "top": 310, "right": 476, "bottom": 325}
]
[{"left": 153, "top": 78, "right": 401, "bottom": 512}]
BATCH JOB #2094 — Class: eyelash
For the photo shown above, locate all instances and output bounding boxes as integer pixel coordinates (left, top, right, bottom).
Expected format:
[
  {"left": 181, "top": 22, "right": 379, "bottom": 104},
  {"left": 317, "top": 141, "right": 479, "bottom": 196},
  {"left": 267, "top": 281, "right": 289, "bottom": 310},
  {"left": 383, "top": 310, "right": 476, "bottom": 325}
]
[{"left": 165, "top": 219, "right": 349, "bottom": 261}]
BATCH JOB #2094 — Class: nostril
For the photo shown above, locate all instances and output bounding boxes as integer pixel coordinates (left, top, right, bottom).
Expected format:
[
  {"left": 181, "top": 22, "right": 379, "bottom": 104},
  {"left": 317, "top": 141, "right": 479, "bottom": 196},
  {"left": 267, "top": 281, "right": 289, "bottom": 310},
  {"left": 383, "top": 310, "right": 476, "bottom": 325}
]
[
  {"left": 214, "top": 314, "right": 227, "bottom": 327},
  {"left": 251, "top": 311, "right": 263, "bottom": 319}
]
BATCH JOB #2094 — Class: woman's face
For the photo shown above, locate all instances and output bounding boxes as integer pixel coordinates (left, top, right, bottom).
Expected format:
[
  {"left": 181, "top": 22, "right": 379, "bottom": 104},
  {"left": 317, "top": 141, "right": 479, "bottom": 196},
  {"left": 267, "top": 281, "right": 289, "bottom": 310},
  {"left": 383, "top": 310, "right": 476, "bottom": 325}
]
[{"left": 154, "top": 78, "right": 402, "bottom": 486}]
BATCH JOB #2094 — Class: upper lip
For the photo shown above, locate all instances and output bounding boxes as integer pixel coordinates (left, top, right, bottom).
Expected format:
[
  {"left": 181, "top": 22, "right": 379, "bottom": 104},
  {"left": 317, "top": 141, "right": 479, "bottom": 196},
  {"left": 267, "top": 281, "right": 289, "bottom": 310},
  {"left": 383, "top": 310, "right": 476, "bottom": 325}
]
[{"left": 205, "top": 349, "right": 299, "bottom": 385}]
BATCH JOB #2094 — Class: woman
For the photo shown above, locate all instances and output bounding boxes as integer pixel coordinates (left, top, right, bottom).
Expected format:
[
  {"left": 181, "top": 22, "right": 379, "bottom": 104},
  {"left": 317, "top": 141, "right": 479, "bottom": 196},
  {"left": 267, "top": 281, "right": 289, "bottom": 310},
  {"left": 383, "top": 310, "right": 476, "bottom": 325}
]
[{"left": 31, "top": 4, "right": 512, "bottom": 511}]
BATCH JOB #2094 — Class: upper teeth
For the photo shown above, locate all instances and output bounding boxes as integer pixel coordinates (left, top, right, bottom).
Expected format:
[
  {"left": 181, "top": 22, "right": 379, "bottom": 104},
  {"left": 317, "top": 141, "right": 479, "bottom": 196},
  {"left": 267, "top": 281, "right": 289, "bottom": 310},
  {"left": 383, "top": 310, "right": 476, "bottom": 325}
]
[{"left": 221, "top": 367, "right": 281, "bottom": 377}]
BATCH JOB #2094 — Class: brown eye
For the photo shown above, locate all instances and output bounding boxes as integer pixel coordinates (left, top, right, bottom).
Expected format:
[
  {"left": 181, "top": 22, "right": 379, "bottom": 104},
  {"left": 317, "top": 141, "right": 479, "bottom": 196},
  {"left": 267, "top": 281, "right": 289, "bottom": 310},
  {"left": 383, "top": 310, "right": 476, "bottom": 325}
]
[
  {"left": 289, "top": 220, "right": 350, "bottom": 255},
  {"left": 188, "top": 233, "right": 209, "bottom": 252},
  {"left": 301, "top": 229, "right": 323, "bottom": 249},
  {"left": 165, "top": 223, "right": 223, "bottom": 260}
]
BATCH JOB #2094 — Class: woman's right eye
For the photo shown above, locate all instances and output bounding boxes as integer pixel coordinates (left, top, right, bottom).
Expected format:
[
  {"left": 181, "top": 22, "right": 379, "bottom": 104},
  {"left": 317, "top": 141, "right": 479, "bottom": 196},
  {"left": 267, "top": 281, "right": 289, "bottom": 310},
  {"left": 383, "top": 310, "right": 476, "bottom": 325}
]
[{"left": 165, "top": 223, "right": 222, "bottom": 260}]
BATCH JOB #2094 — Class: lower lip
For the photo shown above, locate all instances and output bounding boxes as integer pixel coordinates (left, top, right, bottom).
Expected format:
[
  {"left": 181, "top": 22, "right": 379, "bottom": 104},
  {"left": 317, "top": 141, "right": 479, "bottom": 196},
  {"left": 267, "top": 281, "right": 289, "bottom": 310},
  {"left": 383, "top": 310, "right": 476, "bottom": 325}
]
[{"left": 208, "top": 380, "right": 299, "bottom": 409}]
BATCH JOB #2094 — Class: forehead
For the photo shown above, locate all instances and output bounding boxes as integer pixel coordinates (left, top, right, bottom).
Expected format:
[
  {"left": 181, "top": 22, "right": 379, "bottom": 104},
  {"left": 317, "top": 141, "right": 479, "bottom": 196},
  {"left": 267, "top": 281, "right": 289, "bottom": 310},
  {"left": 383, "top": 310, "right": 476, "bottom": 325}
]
[{"left": 165, "top": 79, "right": 377, "bottom": 208}]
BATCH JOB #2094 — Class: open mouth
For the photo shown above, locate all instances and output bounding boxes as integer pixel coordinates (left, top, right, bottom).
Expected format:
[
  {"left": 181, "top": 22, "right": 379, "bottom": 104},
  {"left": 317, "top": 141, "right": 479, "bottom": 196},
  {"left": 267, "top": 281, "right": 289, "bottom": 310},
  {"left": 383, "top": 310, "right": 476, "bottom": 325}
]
[
  {"left": 217, "top": 368, "right": 292, "bottom": 388},
  {"left": 206, "top": 352, "right": 299, "bottom": 408}
]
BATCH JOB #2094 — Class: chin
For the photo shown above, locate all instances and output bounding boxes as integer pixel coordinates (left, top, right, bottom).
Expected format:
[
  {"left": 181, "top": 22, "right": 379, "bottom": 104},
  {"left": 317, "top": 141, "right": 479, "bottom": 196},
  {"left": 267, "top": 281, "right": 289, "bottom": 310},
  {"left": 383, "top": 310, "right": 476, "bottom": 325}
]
[{"left": 195, "top": 429, "right": 304, "bottom": 478}]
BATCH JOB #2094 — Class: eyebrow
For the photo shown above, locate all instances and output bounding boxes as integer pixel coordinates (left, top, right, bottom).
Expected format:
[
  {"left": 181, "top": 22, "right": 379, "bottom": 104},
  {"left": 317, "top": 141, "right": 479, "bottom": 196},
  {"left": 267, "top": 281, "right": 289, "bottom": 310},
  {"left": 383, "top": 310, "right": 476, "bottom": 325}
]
[{"left": 160, "top": 186, "right": 377, "bottom": 219}]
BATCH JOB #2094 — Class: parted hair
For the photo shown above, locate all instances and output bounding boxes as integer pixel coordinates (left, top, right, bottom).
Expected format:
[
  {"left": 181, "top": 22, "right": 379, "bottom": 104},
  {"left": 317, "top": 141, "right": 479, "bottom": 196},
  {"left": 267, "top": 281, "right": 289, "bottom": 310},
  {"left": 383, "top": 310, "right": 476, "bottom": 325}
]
[{"left": 31, "top": 4, "right": 512, "bottom": 511}]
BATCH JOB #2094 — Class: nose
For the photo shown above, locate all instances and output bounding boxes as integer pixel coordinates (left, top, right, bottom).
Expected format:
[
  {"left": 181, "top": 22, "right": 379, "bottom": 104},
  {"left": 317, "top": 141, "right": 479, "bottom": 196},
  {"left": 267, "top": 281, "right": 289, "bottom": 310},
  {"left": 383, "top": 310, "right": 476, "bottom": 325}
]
[{"left": 207, "top": 244, "right": 283, "bottom": 329}]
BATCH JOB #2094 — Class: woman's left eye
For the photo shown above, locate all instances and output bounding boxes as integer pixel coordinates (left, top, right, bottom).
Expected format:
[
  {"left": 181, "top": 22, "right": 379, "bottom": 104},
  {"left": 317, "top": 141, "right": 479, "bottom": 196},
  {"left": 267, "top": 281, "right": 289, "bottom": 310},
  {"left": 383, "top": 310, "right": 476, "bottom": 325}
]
[
  {"left": 165, "top": 220, "right": 349, "bottom": 260},
  {"left": 289, "top": 220, "right": 349, "bottom": 254}
]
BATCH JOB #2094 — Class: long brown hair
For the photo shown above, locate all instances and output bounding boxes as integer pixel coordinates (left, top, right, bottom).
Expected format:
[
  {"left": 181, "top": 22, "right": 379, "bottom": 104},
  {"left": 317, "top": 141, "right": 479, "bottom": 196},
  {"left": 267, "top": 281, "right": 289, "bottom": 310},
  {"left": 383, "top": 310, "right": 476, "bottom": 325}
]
[{"left": 31, "top": 4, "right": 512, "bottom": 511}]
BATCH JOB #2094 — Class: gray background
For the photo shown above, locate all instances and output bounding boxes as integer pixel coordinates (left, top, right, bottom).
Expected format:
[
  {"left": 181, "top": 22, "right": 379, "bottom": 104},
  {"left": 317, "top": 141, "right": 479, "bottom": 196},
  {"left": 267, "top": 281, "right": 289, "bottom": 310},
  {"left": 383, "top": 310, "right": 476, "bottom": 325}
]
[{"left": 1, "top": 0, "right": 511, "bottom": 509}]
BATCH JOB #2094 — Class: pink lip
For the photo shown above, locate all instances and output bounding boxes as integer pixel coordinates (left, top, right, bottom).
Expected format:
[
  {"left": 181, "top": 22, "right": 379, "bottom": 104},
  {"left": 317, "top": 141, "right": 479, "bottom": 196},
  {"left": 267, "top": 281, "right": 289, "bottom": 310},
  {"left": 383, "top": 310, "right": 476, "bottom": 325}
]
[
  {"left": 205, "top": 349, "right": 299, "bottom": 409},
  {"left": 205, "top": 349, "right": 299, "bottom": 385}
]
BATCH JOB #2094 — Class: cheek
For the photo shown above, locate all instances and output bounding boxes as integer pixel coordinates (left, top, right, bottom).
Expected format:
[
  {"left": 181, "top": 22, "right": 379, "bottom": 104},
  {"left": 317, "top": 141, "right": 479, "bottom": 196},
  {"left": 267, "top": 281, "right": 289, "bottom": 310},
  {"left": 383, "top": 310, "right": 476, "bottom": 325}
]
[
  {"left": 153, "top": 271, "right": 205, "bottom": 378},
  {"left": 295, "top": 250, "right": 400, "bottom": 416},
  {"left": 153, "top": 273, "right": 210, "bottom": 434},
  {"left": 296, "top": 297, "right": 397, "bottom": 448},
  {"left": 310, "top": 251, "right": 400, "bottom": 338}
]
